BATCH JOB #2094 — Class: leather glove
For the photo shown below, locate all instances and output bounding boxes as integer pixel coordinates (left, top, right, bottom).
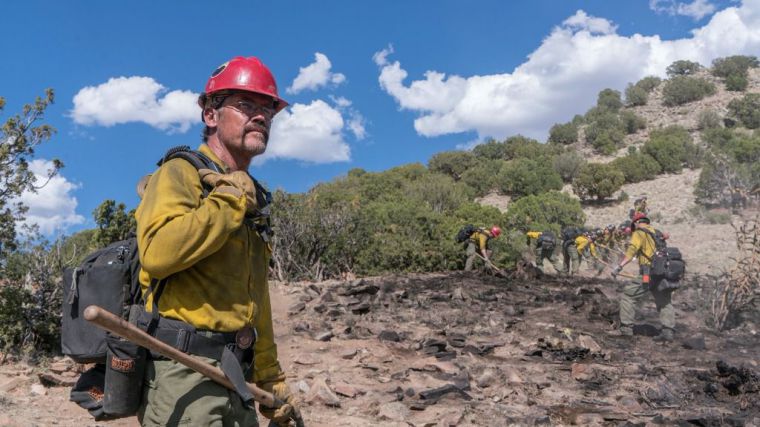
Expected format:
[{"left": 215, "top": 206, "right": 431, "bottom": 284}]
[
  {"left": 198, "top": 169, "right": 258, "bottom": 215},
  {"left": 259, "top": 380, "right": 300, "bottom": 427},
  {"left": 611, "top": 265, "right": 622, "bottom": 278}
]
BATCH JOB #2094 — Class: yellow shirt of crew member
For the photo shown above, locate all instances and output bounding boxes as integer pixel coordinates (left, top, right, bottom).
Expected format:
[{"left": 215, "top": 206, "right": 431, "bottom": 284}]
[{"left": 135, "top": 143, "right": 282, "bottom": 383}]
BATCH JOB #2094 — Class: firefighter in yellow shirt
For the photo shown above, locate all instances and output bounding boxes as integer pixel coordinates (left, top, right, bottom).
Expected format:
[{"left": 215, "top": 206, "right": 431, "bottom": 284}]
[
  {"left": 465, "top": 226, "right": 501, "bottom": 271},
  {"left": 565, "top": 232, "right": 598, "bottom": 275},
  {"left": 611, "top": 212, "right": 676, "bottom": 341},
  {"left": 135, "top": 56, "right": 300, "bottom": 426},
  {"left": 526, "top": 230, "right": 563, "bottom": 274}
]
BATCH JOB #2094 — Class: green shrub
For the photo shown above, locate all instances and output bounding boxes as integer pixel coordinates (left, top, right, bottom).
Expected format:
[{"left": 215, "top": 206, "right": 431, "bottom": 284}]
[
  {"left": 620, "top": 110, "right": 647, "bottom": 134},
  {"left": 697, "top": 109, "right": 722, "bottom": 130},
  {"left": 636, "top": 76, "right": 662, "bottom": 92},
  {"left": 504, "top": 191, "right": 586, "bottom": 233},
  {"left": 597, "top": 88, "right": 623, "bottom": 112},
  {"left": 711, "top": 55, "right": 759, "bottom": 78},
  {"left": 428, "top": 150, "right": 478, "bottom": 180},
  {"left": 662, "top": 76, "right": 716, "bottom": 106},
  {"left": 610, "top": 153, "right": 662, "bottom": 183},
  {"left": 584, "top": 111, "right": 625, "bottom": 154},
  {"left": 460, "top": 159, "right": 502, "bottom": 196},
  {"left": 572, "top": 163, "right": 625, "bottom": 200},
  {"left": 642, "top": 126, "right": 695, "bottom": 173},
  {"left": 553, "top": 151, "right": 586, "bottom": 183},
  {"left": 666, "top": 60, "right": 702, "bottom": 77},
  {"left": 472, "top": 139, "right": 506, "bottom": 160},
  {"left": 549, "top": 122, "right": 578, "bottom": 145},
  {"left": 502, "top": 135, "right": 554, "bottom": 160},
  {"left": 727, "top": 93, "right": 760, "bottom": 129},
  {"left": 725, "top": 73, "right": 748, "bottom": 91},
  {"left": 625, "top": 83, "right": 648, "bottom": 106},
  {"left": 495, "top": 159, "right": 563, "bottom": 199}
]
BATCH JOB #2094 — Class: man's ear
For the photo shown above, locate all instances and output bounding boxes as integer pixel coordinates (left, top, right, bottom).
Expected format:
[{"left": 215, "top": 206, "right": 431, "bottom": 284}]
[{"left": 202, "top": 107, "right": 219, "bottom": 127}]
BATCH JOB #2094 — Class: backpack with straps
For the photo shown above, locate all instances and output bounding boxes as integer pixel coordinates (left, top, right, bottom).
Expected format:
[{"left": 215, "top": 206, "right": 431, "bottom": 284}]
[
  {"left": 637, "top": 226, "right": 685, "bottom": 282},
  {"left": 62, "top": 146, "right": 220, "bottom": 420},
  {"left": 455, "top": 224, "right": 479, "bottom": 243},
  {"left": 537, "top": 231, "right": 557, "bottom": 251}
]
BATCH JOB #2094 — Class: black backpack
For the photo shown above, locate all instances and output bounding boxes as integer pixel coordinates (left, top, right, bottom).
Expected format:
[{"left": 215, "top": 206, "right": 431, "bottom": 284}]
[
  {"left": 455, "top": 224, "right": 479, "bottom": 243},
  {"left": 561, "top": 226, "right": 582, "bottom": 243},
  {"left": 638, "top": 227, "right": 686, "bottom": 282},
  {"left": 537, "top": 231, "right": 557, "bottom": 251},
  {"left": 62, "top": 146, "right": 219, "bottom": 420}
]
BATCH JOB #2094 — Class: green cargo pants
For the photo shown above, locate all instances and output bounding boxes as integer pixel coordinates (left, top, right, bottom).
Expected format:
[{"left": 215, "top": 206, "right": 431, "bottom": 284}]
[
  {"left": 619, "top": 277, "right": 675, "bottom": 330},
  {"left": 534, "top": 246, "right": 563, "bottom": 274},
  {"left": 464, "top": 242, "right": 481, "bottom": 271},
  {"left": 564, "top": 244, "right": 582, "bottom": 275},
  {"left": 138, "top": 357, "right": 259, "bottom": 427}
]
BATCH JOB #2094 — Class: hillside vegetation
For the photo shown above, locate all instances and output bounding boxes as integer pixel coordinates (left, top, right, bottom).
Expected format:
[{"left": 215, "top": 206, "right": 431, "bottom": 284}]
[{"left": 1, "top": 56, "right": 760, "bottom": 356}]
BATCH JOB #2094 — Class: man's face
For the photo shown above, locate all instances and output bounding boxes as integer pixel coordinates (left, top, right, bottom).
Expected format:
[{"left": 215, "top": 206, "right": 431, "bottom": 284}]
[{"left": 213, "top": 92, "right": 276, "bottom": 160}]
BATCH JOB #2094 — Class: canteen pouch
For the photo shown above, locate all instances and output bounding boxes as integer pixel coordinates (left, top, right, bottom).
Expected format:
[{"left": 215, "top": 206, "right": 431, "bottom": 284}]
[{"left": 102, "top": 333, "right": 146, "bottom": 417}]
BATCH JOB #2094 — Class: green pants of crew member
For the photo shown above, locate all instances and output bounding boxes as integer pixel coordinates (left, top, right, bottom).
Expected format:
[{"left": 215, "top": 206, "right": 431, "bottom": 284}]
[
  {"left": 138, "top": 357, "right": 259, "bottom": 427},
  {"left": 619, "top": 277, "right": 675, "bottom": 330},
  {"left": 464, "top": 242, "right": 483, "bottom": 271},
  {"left": 564, "top": 244, "right": 582, "bottom": 275},
  {"left": 534, "top": 246, "right": 563, "bottom": 273}
]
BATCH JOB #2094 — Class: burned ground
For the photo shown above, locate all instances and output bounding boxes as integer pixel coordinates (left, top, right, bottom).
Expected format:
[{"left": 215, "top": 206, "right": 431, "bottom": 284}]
[{"left": 0, "top": 271, "right": 758, "bottom": 426}]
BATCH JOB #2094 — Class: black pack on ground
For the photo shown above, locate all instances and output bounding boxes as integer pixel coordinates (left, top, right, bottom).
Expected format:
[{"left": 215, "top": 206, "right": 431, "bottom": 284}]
[{"left": 455, "top": 224, "right": 478, "bottom": 243}]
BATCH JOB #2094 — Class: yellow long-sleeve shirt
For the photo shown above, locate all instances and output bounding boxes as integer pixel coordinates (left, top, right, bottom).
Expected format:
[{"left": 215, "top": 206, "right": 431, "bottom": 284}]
[
  {"left": 135, "top": 143, "right": 282, "bottom": 384},
  {"left": 624, "top": 223, "right": 657, "bottom": 267},
  {"left": 575, "top": 235, "right": 598, "bottom": 257},
  {"left": 470, "top": 229, "right": 493, "bottom": 252}
]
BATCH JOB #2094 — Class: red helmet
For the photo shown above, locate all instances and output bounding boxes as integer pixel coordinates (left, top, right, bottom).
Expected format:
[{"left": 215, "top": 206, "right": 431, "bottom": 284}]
[
  {"left": 199, "top": 56, "right": 288, "bottom": 113},
  {"left": 631, "top": 212, "right": 649, "bottom": 224},
  {"left": 490, "top": 226, "right": 502, "bottom": 237}
]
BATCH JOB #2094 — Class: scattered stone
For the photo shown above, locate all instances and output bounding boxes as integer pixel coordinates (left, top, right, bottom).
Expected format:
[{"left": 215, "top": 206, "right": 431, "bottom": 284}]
[
  {"left": 476, "top": 369, "right": 497, "bottom": 388},
  {"left": 419, "top": 384, "right": 472, "bottom": 401},
  {"left": 435, "top": 351, "right": 457, "bottom": 361},
  {"left": 682, "top": 335, "right": 706, "bottom": 351},
  {"left": 340, "top": 348, "right": 358, "bottom": 360},
  {"left": 571, "top": 363, "right": 592, "bottom": 381},
  {"left": 378, "top": 330, "right": 401, "bottom": 342},
  {"left": 294, "top": 355, "right": 320, "bottom": 365},
  {"left": 48, "top": 361, "right": 72, "bottom": 373},
  {"left": 0, "top": 376, "right": 28, "bottom": 393},
  {"left": 378, "top": 401, "right": 409, "bottom": 422},
  {"left": 314, "top": 331, "right": 334, "bottom": 342},
  {"left": 38, "top": 372, "right": 77, "bottom": 387},
  {"left": 504, "top": 367, "right": 524, "bottom": 384},
  {"left": 293, "top": 322, "right": 310, "bottom": 332},
  {"left": 339, "top": 282, "right": 379, "bottom": 296},
  {"left": 578, "top": 335, "right": 602, "bottom": 353},
  {"left": 348, "top": 301, "right": 371, "bottom": 314},
  {"left": 304, "top": 377, "right": 341, "bottom": 407},
  {"left": 333, "top": 382, "right": 359, "bottom": 398},
  {"left": 30, "top": 384, "right": 47, "bottom": 396},
  {"left": 288, "top": 302, "right": 306, "bottom": 314},
  {"left": 296, "top": 380, "right": 310, "bottom": 394}
]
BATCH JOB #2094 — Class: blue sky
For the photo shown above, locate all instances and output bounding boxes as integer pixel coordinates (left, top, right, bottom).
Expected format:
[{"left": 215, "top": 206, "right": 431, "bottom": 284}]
[{"left": 1, "top": 0, "right": 755, "bottom": 237}]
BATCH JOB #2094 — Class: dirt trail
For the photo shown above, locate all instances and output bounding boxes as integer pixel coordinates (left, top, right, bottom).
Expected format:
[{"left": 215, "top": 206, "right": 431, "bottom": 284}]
[{"left": 2, "top": 270, "right": 758, "bottom": 426}]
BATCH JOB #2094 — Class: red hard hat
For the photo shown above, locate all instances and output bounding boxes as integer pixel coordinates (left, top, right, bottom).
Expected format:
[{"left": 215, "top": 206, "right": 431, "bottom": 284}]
[
  {"left": 631, "top": 212, "right": 649, "bottom": 223},
  {"left": 200, "top": 56, "right": 288, "bottom": 113},
  {"left": 490, "top": 226, "right": 502, "bottom": 237}
]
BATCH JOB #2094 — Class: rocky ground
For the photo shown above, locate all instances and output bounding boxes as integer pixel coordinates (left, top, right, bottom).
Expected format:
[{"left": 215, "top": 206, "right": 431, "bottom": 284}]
[{"left": 1, "top": 267, "right": 759, "bottom": 426}]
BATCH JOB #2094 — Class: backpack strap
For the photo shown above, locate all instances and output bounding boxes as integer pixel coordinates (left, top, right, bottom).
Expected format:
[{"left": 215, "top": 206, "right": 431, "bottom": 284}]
[{"left": 634, "top": 226, "right": 661, "bottom": 262}]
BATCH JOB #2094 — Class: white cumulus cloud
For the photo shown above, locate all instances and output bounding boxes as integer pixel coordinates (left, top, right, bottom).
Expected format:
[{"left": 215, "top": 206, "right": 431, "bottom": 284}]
[
  {"left": 71, "top": 76, "right": 198, "bottom": 133},
  {"left": 261, "top": 100, "right": 351, "bottom": 163},
  {"left": 650, "top": 0, "right": 717, "bottom": 20},
  {"left": 287, "top": 53, "right": 346, "bottom": 94},
  {"left": 376, "top": 0, "right": 760, "bottom": 141},
  {"left": 17, "top": 160, "right": 85, "bottom": 235}
]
